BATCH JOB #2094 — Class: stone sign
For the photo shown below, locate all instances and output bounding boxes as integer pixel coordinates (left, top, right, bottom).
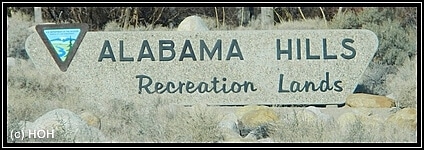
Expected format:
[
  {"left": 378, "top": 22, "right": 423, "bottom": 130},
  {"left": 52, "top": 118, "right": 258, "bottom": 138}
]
[{"left": 25, "top": 26, "right": 378, "bottom": 106}]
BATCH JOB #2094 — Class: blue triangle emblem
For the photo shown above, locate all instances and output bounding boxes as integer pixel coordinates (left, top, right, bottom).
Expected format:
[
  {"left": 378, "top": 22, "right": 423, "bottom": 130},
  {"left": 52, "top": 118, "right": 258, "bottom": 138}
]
[{"left": 36, "top": 23, "right": 88, "bottom": 72}]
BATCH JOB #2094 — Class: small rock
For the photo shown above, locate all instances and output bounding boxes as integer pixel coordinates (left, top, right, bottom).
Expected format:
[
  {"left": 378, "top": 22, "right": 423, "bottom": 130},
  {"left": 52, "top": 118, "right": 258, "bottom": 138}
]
[{"left": 79, "top": 111, "right": 101, "bottom": 129}]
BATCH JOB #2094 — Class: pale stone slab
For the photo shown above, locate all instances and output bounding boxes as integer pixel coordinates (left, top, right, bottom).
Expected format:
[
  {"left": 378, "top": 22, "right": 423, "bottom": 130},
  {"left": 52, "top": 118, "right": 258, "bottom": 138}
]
[{"left": 25, "top": 30, "right": 378, "bottom": 106}]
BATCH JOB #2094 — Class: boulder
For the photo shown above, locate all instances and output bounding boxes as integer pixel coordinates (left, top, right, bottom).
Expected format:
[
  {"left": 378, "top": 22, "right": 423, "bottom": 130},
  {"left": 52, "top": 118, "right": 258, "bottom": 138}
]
[
  {"left": 236, "top": 105, "right": 279, "bottom": 139},
  {"left": 218, "top": 113, "right": 239, "bottom": 134},
  {"left": 386, "top": 108, "right": 417, "bottom": 131},
  {"left": 337, "top": 111, "right": 384, "bottom": 133},
  {"left": 346, "top": 93, "right": 395, "bottom": 108},
  {"left": 22, "top": 108, "right": 107, "bottom": 142},
  {"left": 303, "top": 106, "right": 334, "bottom": 125},
  {"left": 177, "top": 15, "right": 209, "bottom": 31}
]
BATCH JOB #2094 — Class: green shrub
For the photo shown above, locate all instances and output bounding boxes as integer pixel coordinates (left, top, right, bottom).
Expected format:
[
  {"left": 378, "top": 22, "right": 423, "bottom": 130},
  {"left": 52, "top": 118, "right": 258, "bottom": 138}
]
[
  {"left": 332, "top": 7, "right": 417, "bottom": 98},
  {"left": 329, "top": 10, "right": 361, "bottom": 29},
  {"left": 364, "top": 20, "right": 416, "bottom": 66},
  {"left": 330, "top": 7, "right": 417, "bottom": 66}
]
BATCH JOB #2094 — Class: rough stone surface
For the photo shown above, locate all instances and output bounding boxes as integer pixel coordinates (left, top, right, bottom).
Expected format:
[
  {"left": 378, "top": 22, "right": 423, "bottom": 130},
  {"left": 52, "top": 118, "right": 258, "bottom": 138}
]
[
  {"left": 257, "top": 137, "right": 274, "bottom": 143},
  {"left": 218, "top": 113, "right": 239, "bottom": 134},
  {"left": 219, "top": 135, "right": 257, "bottom": 143},
  {"left": 346, "top": 93, "right": 395, "bottom": 108},
  {"left": 177, "top": 15, "right": 209, "bottom": 31},
  {"left": 386, "top": 108, "right": 417, "bottom": 130},
  {"left": 337, "top": 111, "right": 385, "bottom": 133},
  {"left": 236, "top": 105, "right": 279, "bottom": 139},
  {"left": 304, "top": 106, "right": 334, "bottom": 124},
  {"left": 25, "top": 30, "right": 378, "bottom": 107},
  {"left": 236, "top": 105, "right": 280, "bottom": 125},
  {"left": 21, "top": 108, "right": 107, "bottom": 142}
]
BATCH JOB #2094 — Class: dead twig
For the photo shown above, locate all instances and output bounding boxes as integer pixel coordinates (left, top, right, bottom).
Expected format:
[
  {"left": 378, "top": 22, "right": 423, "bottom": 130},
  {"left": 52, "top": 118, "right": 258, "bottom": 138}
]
[
  {"left": 151, "top": 7, "right": 165, "bottom": 26},
  {"left": 222, "top": 7, "right": 225, "bottom": 27},
  {"left": 240, "top": 7, "right": 244, "bottom": 27},
  {"left": 319, "top": 7, "right": 328, "bottom": 28},
  {"left": 273, "top": 8, "right": 284, "bottom": 23},
  {"left": 214, "top": 7, "right": 219, "bottom": 28},
  {"left": 131, "top": 8, "right": 138, "bottom": 28},
  {"left": 123, "top": 7, "right": 131, "bottom": 30},
  {"left": 298, "top": 7, "right": 306, "bottom": 21}
]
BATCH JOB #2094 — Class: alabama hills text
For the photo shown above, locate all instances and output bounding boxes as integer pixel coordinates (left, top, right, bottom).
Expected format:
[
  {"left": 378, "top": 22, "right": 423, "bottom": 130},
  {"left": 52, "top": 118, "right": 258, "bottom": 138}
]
[{"left": 96, "top": 38, "right": 355, "bottom": 94}]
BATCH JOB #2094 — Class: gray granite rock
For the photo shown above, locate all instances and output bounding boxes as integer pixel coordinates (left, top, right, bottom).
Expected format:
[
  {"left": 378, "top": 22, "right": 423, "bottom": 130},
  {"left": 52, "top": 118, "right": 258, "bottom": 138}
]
[
  {"left": 21, "top": 108, "right": 107, "bottom": 142},
  {"left": 25, "top": 29, "right": 378, "bottom": 107},
  {"left": 177, "top": 15, "right": 209, "bottom": 31}
]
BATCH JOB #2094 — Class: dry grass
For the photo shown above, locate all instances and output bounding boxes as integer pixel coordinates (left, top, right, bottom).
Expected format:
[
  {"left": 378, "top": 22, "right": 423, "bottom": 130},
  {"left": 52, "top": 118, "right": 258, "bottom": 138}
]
[
  {"left": 7, "top": 60, "right": 86, "bottom": 143},
  {"left": 7, "top": 11, "right": 34, "bottom": 59},
  {"left": 270, "top": 109, "right": 416, "bottom": 143},
  {"left": 6, "top": 12, "right": 417, "bottom": 144},
  {"left": 98, "top": 98, "right": 223, "bottom": 142},
  {"left": 386, "top": 55, "right": 417, "bottom": 108}
]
